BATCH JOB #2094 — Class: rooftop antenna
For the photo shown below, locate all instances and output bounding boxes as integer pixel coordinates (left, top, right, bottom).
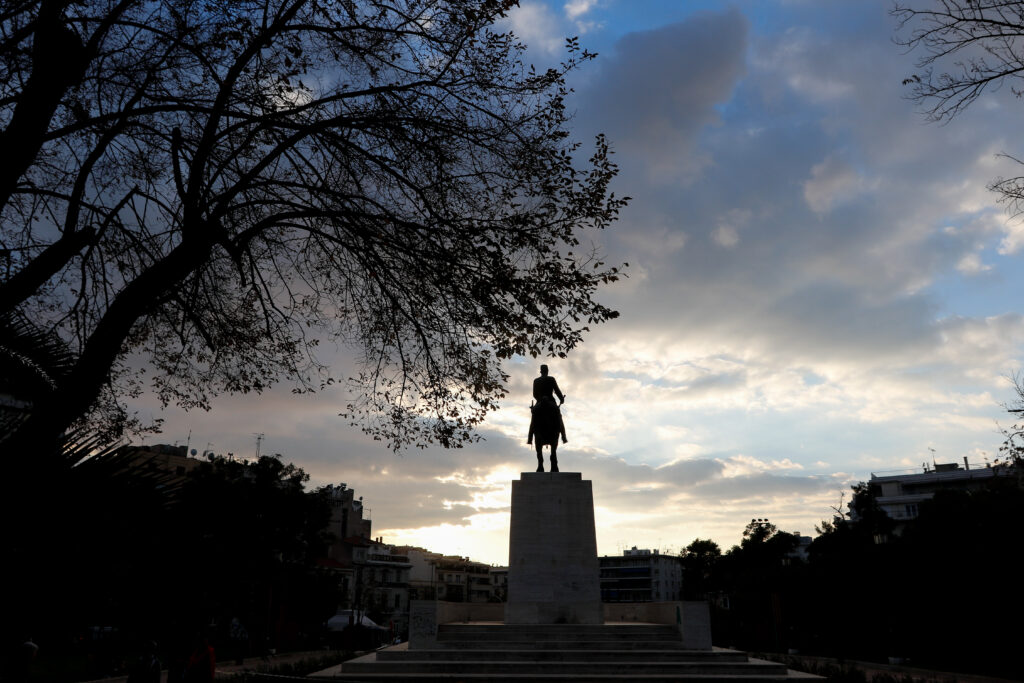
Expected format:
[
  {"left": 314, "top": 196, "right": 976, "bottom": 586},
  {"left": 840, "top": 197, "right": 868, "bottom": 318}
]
[
  {"left": 254, "top": 432, "right": 265, "bottom": 459},
  {"left": 185, "top": 429, "right": 192, "bottom": 454}
]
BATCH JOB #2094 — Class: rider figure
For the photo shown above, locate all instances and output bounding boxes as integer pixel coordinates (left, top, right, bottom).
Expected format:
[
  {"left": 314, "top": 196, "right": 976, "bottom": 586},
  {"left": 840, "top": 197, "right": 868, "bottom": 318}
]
[{"left": 528, "top": 364, "right": 567, "bottom": 445}]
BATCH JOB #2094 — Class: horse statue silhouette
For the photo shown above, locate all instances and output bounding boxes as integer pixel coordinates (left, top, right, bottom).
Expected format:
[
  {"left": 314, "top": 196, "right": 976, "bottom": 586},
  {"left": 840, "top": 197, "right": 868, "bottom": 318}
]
[{"left": 527, "top": 365, "right": 567, "bottom": 472}]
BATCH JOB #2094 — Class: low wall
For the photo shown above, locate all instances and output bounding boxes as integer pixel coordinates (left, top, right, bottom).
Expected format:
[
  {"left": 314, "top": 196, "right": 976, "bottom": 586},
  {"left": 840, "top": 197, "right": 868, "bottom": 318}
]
[
  {"left": 436, "top": 601, "right": 505, "bottom": 623},
  {"left": 604, "top": 601, "right": 711, "bottom": 650},
  {"left": 409, "top": 600, "right": 505, "bottom": 650},
  {"left": 603, "top": 601, "right": 682, "bottom": 624},
  {"left": 409, "top": 600, "right": 711, "bottom": 650},
  {"left": 431, "top": 600, "right": 686, "bottom": 625}
]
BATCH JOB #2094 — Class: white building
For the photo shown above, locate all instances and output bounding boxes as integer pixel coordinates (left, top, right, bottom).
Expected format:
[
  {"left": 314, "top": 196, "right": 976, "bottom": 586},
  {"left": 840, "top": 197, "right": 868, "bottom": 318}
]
[
  {"left": 364, "top": 540, "right": 412, "bottom": 632},
  {"left": 599, "top": 547, "right": 683, "bottom": 602},
  {"left": 868, "top": 459, "right": 1015, "bottom": 522}
]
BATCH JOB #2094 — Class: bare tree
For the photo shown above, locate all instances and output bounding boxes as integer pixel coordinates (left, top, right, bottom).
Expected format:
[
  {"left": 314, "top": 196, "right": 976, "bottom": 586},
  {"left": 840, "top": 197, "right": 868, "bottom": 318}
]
[
  {"left": 998, "top": 373, "right": 1024, "bottom": 478},
  {"left": 0, "top": 0, "right": 627, "bottom": 450},
  {"left": 894, "top": 0, "right": 1024, "bottom": 213}
]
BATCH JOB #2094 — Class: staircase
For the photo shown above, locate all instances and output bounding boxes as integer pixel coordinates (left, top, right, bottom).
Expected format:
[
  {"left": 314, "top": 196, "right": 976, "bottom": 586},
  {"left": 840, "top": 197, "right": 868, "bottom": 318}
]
[{"left": 322, "top": 623, "right": 820, "bottom": 681}]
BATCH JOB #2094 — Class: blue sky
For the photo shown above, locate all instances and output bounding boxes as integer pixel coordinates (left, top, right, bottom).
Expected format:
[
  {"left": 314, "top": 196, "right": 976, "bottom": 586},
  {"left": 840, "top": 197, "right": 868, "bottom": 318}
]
[{"left": 133, "top": 0, "right": 1024, "bottom": 564}]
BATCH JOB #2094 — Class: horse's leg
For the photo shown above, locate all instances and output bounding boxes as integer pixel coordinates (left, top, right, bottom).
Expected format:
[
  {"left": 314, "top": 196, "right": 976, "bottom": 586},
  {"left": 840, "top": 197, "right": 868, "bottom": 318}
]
[
  {"left": 550, "top": 441, "right": 559, "bottom": 472},
  {"left": 536, "top": 442, "right": 544, "bottom": 472}
]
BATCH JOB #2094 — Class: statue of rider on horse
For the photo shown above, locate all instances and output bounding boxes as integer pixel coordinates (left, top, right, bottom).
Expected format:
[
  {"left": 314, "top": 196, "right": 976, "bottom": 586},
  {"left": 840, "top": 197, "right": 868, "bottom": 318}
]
[{"left": 527, "top": 364, "right": 568, "bottom": 472}]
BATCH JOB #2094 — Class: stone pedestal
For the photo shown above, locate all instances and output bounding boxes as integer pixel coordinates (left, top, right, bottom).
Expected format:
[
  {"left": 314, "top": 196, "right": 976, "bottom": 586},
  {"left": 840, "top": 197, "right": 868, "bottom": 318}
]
[{"left": 506, "top": 472, "right": 602, "bottom": 624}]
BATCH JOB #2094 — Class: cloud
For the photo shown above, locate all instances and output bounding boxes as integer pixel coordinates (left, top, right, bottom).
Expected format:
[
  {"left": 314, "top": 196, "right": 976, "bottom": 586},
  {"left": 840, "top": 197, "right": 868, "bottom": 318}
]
[
  {"left": 563, "top": 0, "right": 602, "bottom": 33},
  {"left": 803, "top": 156, "right": 873, "bottom": 215},
  {"left": 564, "top": 0, "right": 598, "bottom": 21},
  {"left": 501, "top": 2, "right": 565, "bottom": 56},
  {"left": 756, "top": 26, "right": 856, "bottom": 105},
  {"left": 718, "top": 455, "right": 805, "bottom": 477},
  {"left": 711, "top": 208, "right": 750, "bottom": 248},
  {"left": 998, "top": 218, "right": 1024, "bottom": 255},
  {"left": 956, "top": 251, "right": 992, "bottom": 276},
  {"left": 128, "top": 1, "right": 1024, "bottom": 567},
  {"left": 578, "top": 8, "right": 748, "bottom": 182},
  {"left": 576, "top": 2, "right": 1024, "bottom": 390}
]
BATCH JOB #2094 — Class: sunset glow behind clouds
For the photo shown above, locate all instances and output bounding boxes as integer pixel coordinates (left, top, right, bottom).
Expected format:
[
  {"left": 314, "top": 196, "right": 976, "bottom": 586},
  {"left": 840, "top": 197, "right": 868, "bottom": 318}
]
[{"left": 133, "top": 0, "right": 1024, "bottom": 565}]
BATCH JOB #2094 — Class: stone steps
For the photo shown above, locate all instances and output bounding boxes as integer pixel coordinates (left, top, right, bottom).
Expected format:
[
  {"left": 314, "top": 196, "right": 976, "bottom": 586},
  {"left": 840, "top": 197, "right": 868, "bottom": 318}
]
[
  {"left": 321, "top": 677, "right": 816, "bottom": 682},
  {"left": 437, "top": 623, "right": 682, "bottom": 645},
  {"left": 323, "top": 663, "right": 815, "bottom": 682},
  {"left": 327, "top": 623, "right": 820, "bottom": 681},
  {"left": 331, "top": 671, "right": 808, "bottom": 680},
  {"left": 376, "top": 649, "right": 750, "bottom": 662},
  {"left": 429, "top": 640, "right": 693, "bottom": 650},
  {"left": 438, "top": 624, "right": 681, "bottom": 634},
  {"left": 343, "top": 659, "right": 787, "bottom": 676}
]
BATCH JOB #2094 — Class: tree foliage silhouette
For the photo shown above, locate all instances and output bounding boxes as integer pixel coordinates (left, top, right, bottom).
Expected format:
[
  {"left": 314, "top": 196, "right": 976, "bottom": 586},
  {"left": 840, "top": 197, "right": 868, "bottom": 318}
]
[
  {"left": 0, "top": 0, "right": 627, "bottom": 450},
  {"left": 2, "top": 441, "right": 339, "bottom": 665},
  {"left": 680, "top": 538, "right": 720, "bottom": 599},
  {"left": 696, "top": 482, "right": 1024, "bottom": 676}
]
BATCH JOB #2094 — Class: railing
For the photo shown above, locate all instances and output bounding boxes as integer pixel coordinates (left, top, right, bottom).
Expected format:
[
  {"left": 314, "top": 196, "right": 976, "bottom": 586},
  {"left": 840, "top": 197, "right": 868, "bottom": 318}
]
[
  {"left": 369, "top": 554, "right": 411, "bottom": 564},
  {"left": 870, "top": 467, "right": 935, "bottom": 477}
]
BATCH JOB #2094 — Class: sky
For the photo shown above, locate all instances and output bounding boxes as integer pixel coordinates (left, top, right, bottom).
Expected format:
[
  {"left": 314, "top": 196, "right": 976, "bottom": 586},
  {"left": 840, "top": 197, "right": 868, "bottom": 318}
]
[{"left": 131, "top": 0, "right": 1024, "bottom": 565}]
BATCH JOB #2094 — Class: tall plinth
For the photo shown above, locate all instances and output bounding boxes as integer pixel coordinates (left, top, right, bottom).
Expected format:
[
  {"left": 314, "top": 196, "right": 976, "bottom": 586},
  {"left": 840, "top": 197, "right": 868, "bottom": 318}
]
[{"left": 506, "top": 472, "right": 602, "bottom": 624}]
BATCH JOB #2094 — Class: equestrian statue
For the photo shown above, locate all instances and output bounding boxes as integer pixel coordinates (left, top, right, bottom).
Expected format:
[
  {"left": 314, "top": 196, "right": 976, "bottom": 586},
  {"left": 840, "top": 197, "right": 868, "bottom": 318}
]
[{"left": 527, "top": 364, "right": 568, "bottom": 472}]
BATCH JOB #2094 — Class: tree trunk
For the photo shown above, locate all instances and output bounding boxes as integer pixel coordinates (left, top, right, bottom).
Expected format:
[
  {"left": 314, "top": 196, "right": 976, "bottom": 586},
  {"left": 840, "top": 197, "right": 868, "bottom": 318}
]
[
  {"left": 0, "top": 1, "right": 88, "bottom": 209},
  {"left": 6, "top": 232, "right": 214, "bottom": 449}
]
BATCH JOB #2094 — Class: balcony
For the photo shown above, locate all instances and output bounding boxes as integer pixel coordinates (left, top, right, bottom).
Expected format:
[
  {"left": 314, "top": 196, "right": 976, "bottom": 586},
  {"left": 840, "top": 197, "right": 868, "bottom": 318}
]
[{"left": 368, "top": 554, "right": 412, "bottom": 566}]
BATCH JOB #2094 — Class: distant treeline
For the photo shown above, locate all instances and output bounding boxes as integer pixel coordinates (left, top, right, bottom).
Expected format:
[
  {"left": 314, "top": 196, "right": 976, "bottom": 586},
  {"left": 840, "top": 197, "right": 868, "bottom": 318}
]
[
  {"left": 1, "top": 442, "right": 342, "bottom": 682},
  {"left": 681, "top": 477, "right": 1024, "bottom": 679}
]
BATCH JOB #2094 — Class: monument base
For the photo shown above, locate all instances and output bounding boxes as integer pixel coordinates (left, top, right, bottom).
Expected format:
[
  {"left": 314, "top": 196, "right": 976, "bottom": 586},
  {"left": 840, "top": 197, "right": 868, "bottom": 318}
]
[{"left": 505, "top": 472, "right": 602, "bottom": 624}]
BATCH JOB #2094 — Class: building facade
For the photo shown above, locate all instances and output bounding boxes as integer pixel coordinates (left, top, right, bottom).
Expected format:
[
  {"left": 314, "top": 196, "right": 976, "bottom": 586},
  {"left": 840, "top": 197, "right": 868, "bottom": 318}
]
[
  {"left": 363, "top": 540, "right": 412, "bottom": 633},
  {"left": 599, "top": 547, "right": 682, "bottom": 602},
  {"left": 397, "top": 547, "right": 495, "bottom": 602},
  {"left": 320, "top": 482, "right": 373, "bottom": 613},
  {"left": 868, "top": 459, "right": 1016, "bottom": 523},
  {"left": 489, "top": 566, "right": 508, "bottom": 602}
]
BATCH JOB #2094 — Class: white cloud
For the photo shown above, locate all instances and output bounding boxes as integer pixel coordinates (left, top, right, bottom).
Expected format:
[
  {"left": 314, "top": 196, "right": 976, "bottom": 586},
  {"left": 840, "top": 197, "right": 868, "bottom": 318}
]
[
  {"left": 998, "top": 219, "right": 1024, "bottom": 254},
  {"left": 755, "top": 26, "right": 857, "bottom": 105},
  {"left": 711, "top": 208, "right": 750, "bottom": 248},
  {"left": 718, "top": 455, "right": 805, "bottom": 478},
  {"left": 564, "top": 0, "right": 598, "bottom": 20},
  {"left": 956, "top": 251, "right": 992, "bottom": 275},
  {"left": 502, "top": 2, "right": 565, "bottom": 55},
  {"left": 803, "top": 156, "right": 871, "bottom": 215},
  {"left": 563, "top": 0, "right": 603, "bottom": 33}
]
